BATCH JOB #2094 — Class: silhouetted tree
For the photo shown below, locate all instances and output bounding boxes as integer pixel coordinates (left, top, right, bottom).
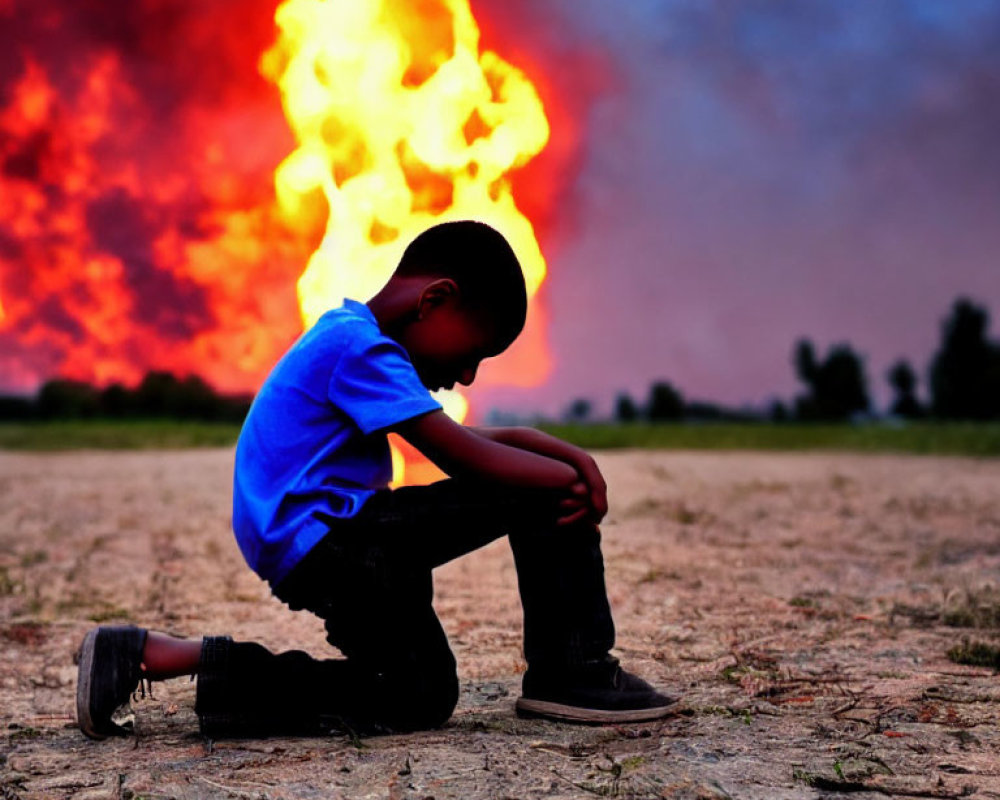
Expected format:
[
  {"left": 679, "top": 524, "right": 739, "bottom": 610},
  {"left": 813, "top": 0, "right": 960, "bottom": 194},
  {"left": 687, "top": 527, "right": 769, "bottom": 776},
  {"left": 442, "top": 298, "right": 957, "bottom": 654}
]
[
  {"left": 135, "top": 371, "right": 182, "bottom": 417},
  {"left": 887, "top": 359, "right": 923, "bottom": 418},
  {"left": 5, "top": 372, "right": 251, "bottom": 421},
  {"left": 0, "top": 395, "right": 34, "bottom": 420},
  {"left": 768, "top": 399, "right": 789, "bottom": 422},
  {"left": 795, "top": 340, "right": 819, "bottom": 388},
  {"left": 175, "top": 375, "right": 220, "bottom": 419},
  {"left": 793, "top": 339, "right": 869, "bottom": 421},
  {"left": 565, "top": 397, "right": 592, "bottom": 423},
  {"left": 647, "top": 381, "right": 684, "bottom": 421},
  {"left": 36, "top": 379, "right": 100, "bottom": 418},
  {"left": 929, "top": 298, "right": 1000, "bottom": 420},
  {"left": 684, "top": 401, "right": 723, "bottom": 420},
  {"left": 100, "top": 382, "right": 134, "bottom": 417},
  {"left": 217, "top": 393, "right": 253, "bottom": 422},
  {"left": 133, "top": 371, "right": 218, "bottom": 418},
  {"left": 615, "top": 392, "right": 638, "bottom": 422}
]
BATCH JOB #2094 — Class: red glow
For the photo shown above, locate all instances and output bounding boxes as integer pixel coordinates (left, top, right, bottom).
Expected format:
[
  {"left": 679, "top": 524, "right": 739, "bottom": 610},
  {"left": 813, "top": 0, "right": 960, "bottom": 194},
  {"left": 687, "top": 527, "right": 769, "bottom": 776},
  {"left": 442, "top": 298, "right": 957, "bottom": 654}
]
[
  {"left": 0, "top": 0, "right": 595, "bottom": 402},
  {"left": 0, "top": 0, "right": 309, "bottom": 394}
]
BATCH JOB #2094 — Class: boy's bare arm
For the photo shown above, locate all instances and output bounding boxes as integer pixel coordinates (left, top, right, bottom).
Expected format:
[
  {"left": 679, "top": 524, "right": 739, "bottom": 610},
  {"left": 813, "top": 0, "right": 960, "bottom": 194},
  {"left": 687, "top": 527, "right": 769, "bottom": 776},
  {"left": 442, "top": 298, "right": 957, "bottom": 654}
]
[
  {"left": 469, "top": 426, "right": 608, "bottom": 525},
  {"left": 391, "top": 411, "right": 579, "bottom": 492}
]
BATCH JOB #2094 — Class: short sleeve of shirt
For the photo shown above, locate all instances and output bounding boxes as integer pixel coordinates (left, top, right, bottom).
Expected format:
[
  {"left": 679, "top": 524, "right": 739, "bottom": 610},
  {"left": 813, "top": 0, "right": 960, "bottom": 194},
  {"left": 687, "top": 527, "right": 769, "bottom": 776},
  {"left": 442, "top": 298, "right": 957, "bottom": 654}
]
[{"left": 328, "top": 333, "right": 442, "bottom": 435}]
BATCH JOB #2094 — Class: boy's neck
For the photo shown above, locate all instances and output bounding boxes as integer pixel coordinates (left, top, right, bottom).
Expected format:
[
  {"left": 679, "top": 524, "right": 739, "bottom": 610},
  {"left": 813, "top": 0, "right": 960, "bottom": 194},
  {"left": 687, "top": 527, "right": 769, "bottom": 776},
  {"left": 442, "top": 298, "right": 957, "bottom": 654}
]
[{"left": 365, "top": 278, "right": 423, "bottom": 339}]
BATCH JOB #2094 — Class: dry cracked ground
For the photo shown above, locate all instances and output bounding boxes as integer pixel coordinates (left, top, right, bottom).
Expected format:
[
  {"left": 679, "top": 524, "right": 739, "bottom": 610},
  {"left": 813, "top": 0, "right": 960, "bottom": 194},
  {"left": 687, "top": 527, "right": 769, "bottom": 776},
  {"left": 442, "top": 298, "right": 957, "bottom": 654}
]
[{"left": 1, "top": 448, "right": 999, "bottom": 799}]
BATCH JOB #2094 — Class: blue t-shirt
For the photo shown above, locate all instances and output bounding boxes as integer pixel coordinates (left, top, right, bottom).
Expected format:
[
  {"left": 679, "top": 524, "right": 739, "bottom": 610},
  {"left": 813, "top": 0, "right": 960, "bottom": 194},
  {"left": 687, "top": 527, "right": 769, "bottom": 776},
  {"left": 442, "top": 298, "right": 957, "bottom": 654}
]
[{"left": 232, "top": 298, "right": 442, "bottom": 584}]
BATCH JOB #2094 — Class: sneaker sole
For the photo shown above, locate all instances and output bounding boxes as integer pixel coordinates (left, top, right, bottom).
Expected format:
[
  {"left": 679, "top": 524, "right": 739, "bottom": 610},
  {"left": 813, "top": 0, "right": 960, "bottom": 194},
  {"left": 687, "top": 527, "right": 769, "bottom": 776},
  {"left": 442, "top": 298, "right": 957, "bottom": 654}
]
[
  {"left": 515, "top": 696, "right": 680, "bottom": 723},
  {"left": 76, "top": 629, "right": 105, "bottom": 740}
]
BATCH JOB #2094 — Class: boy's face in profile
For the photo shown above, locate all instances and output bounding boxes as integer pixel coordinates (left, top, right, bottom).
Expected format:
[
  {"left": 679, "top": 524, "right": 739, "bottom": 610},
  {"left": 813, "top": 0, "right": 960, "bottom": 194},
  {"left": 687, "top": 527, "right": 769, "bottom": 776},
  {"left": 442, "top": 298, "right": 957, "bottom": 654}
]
[{"left": 400, "top": 288, "right": 503, "bottom": 393}]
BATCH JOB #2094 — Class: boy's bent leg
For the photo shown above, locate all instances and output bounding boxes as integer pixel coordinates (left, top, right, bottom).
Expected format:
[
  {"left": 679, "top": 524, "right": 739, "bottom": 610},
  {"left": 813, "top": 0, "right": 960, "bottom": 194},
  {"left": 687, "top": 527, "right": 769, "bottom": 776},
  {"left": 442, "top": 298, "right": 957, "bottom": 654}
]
[
  {"left": 195, "top": 533, "right": 459, "bottom": 738},
  {"left": 510, "top": 519, "right": 679, "bottom": 721},
  {"left": 353, "top": 478, "right": 618, "bottom": 666},
  {"left": 356, "top": 480, "right": 676, "bottom": 719},
  {"left": 346, "top": 478, "right": 565, "bottom": 570},
  {"left": 194, "top": 632, "right": 457, "bottom": 738},
  {"left": 300, "top": 479, "right": 674, "bottom": 726},
  {"left": 508, "top": 519, "right": 615, "bottom": 667},
  {"left": 194, "top": 636, "right": 400, "bottom": 738},
  {"left": 303, "top": 533, "right": 460, "bottom": 733}
]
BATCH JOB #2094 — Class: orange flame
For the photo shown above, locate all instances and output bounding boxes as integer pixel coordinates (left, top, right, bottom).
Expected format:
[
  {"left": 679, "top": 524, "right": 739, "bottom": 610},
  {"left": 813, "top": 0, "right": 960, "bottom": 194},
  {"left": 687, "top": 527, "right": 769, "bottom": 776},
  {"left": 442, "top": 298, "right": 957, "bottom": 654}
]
[
  {"left": 0, "top": 1, "right": 574, "bottom": 448},
  {"left": 261, "top": 0, "right": 553, "bottom": 483},
  {"left": 0, "top": 3, "right": 309, "bottom": 395}
]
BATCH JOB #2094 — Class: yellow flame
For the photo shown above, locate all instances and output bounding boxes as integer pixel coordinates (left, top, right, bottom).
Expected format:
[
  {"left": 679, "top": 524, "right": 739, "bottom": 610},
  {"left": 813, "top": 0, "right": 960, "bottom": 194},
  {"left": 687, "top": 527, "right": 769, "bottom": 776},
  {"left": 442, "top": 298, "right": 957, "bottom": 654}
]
[{"left": 262, "top": 0, "right": 549, "bottom": 483}]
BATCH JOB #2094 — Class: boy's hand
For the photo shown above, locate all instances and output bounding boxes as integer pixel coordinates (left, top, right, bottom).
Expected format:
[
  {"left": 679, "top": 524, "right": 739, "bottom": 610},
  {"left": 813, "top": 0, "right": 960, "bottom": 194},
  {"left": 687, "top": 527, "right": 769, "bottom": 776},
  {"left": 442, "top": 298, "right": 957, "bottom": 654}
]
[
  {"left": 470, "top": 426, "right": 609, "bottom": 526},
  {"left": 557, "top": 480, "right": 594, "bottom": 526},
  {"left": 567, "top": 450, "right": 609, "bottom": 524},
  {"left": 551, "top": 451, "right": 608, "bottom": 526}
]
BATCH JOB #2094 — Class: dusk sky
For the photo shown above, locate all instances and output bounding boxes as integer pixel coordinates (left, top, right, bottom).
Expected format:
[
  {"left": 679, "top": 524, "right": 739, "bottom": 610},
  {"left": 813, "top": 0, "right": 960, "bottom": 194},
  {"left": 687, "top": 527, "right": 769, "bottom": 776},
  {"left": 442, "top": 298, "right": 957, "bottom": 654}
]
[
  {"left": 1, "top": 0, "right": 998, "bottom": 420},
  {"left": 470, "top": 0, "right": 1000, "bottom": 418}
]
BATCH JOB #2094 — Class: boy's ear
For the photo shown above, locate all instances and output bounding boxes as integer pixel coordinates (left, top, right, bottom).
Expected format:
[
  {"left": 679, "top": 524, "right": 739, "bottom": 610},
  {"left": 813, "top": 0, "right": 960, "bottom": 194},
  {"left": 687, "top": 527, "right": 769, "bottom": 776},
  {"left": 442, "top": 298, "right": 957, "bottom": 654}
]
[{"left": 417, "top": 278, "right": 460, "bottom": 318}]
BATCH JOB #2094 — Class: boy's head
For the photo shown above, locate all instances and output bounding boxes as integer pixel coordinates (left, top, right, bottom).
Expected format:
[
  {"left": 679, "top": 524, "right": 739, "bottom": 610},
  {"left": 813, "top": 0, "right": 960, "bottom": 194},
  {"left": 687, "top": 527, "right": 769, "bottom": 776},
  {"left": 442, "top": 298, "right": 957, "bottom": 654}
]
[
  {"left": 378, "top": 221, "right": 527, "bottom": 392},
  {"left": 395, "top": 220, "right": 527, "bottom": 347}
]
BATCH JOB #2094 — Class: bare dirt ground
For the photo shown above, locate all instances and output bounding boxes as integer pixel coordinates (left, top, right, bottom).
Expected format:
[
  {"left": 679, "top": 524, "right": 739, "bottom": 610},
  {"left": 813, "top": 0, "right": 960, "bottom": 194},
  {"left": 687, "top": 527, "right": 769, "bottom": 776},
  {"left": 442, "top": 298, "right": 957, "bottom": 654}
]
[{"left": 1, "top": 448, "right": 999, "bottom": 800}]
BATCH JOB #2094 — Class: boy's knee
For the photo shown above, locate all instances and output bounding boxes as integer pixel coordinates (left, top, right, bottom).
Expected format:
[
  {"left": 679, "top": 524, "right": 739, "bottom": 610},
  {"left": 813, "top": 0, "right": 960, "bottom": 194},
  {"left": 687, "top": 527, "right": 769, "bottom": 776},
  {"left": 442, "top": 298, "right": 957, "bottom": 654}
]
[
  {"left": 409, "top": 669, "right": 459, "bottom": 730},
  {"left": 379, "top": 661, "right": 459, "bottom": 732}
]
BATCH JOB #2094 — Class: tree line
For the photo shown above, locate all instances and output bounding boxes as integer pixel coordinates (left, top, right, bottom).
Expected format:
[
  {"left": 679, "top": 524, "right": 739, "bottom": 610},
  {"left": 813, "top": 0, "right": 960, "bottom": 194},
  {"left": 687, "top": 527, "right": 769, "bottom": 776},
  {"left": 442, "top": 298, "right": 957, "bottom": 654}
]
[
  {"left": 2, "top": 296, "right": 997, "bottom": 425},
  {"left": 0, "top": 371, "right": 253, "bottom": 422},
  {"left": 573, "top": 297, "right": 1000, "bottom": 424}
]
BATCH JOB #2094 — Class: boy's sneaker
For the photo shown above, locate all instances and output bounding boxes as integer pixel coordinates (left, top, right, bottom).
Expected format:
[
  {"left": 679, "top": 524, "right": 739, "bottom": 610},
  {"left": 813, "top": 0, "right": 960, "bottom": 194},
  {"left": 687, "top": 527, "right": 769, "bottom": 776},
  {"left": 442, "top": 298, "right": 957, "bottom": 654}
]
[
  {"left": 515, "top": 655, "right": 679, "bottom": 723},
  {"left": 75, "top": 625, "right": 149, "bottom": 739}
]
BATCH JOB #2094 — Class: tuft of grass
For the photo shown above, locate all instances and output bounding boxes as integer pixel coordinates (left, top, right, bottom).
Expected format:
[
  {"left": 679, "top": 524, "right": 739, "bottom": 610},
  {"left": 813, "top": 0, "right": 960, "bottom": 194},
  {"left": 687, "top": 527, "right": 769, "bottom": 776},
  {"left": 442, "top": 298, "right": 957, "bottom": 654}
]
[
  {"left": 947, "top": 639, "right": 1000, "bottom": 670},
  {"left": 7, "top": 726, "right": 45, "bottom": 742},
  {"left": 618, "top": 755, "right": 646, "bottom": 771},
  {"left": 0, "top": 566, "right": 19, "bottom": 596},
  {"left": 890, "top": 602, "right": 940, "bottom": 628},
  {"left": 536, "top": 421, "right": 1000, "bottom": 457},
  {"left": 54, "top": 592, "right": 132, "bottom": 623},
  {"left": 88, "top": 606, "right": 133, "bottom": 623},
  {"left": 944, "top": 606, "right": 1000, "bottom": 629},
  {"left": 19, "top": 550, "right": 48, "bottom": 568},
  {"left": 672, "top": 504, "right": 704, "bottom": 525},
  {"left": 637, "top": 566, "right": 680, "bottom": 585},
  {"left": 942, "top": 587, "right": 1000, "bottom": 629}
]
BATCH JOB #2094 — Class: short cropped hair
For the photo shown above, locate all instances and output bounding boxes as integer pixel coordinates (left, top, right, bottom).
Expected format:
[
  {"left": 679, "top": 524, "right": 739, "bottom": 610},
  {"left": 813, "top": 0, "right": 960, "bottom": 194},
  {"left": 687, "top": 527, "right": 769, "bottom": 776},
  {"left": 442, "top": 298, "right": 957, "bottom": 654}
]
[{"left": 395, "top": 221, "right": 527, "bottom": 352}]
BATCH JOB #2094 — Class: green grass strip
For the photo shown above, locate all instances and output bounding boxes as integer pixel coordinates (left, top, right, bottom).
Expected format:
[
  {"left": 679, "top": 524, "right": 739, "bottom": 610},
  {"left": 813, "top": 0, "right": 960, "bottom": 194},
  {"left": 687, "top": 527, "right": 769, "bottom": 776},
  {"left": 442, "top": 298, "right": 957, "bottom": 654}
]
[
  {"left": 0, "top": 420, "right": 242, "bottom": 450},
  {"left": 2, "top": 420, "right": 999, "bottom": 456},
  {"left": 536, "top": 422, "right": 1000, "bottom": 457}
]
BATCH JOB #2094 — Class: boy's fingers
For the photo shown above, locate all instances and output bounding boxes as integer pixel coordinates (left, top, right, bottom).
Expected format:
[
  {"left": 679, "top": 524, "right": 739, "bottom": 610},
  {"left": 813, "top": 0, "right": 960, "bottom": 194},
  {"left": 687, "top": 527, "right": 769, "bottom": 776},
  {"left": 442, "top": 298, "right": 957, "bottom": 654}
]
[
  {"left": 559, "top": 475, "right": 603, "bottom": 524},
  {"left": 590, "top": 488, "right": 608, "bottom": 519},
  {"left": 556, "top": 507, "right": 590, "bottom": 527}
]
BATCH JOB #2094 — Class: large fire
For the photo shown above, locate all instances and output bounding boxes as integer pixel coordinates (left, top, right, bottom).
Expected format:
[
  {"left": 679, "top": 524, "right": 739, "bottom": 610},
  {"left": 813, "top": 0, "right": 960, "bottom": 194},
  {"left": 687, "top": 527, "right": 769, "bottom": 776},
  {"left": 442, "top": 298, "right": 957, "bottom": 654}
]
[
  {"left": 0, "top": 0, "right": 572, "bottom": 484},
  {"left": 261, "top": 0, "right": 553, "bottom": 483}
]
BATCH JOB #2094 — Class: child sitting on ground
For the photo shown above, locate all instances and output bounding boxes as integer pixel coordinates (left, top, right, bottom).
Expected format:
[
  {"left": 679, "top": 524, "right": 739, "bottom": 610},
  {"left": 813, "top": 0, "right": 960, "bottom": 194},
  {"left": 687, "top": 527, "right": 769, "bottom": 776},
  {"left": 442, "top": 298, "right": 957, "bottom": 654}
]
[{"left": 76, "top": 220, "right": 678, "bottom": 739}]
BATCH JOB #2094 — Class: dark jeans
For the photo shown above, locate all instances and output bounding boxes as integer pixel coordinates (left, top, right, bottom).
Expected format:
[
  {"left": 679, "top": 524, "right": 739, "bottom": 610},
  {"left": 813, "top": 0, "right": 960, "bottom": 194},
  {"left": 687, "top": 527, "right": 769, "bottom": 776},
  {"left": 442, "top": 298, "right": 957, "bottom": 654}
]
[{"left": 194, "top": 478, "right": 615, "bottom": 737}]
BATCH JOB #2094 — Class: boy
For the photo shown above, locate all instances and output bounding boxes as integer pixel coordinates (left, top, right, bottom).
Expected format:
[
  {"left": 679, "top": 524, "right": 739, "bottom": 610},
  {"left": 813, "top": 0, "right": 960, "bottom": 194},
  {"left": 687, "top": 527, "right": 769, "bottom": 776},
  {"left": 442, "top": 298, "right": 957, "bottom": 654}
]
[{"left": 76, "top": 221, "right": 677, "bottom": 739}]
